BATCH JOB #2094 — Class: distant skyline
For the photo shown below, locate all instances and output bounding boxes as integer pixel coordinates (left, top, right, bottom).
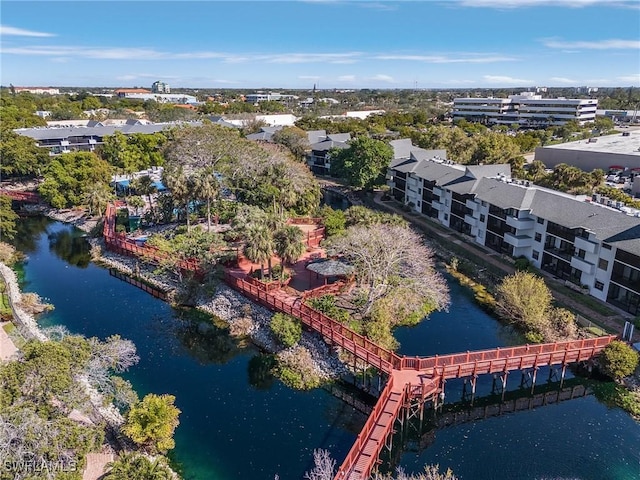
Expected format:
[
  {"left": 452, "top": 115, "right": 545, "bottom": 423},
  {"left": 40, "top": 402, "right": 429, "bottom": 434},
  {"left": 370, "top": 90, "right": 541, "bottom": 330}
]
[{"left": 1, "top": 0, "right": 639, "bottom": 90}]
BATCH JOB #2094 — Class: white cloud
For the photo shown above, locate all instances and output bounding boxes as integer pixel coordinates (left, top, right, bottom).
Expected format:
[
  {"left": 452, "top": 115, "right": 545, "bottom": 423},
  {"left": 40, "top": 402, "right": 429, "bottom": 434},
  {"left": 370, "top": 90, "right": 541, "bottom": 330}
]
[
  {"left": 617, "top": 74, "right": 640, "bottom": 85},
  {"left": 543, "top": 38, "right": 640, "bottom": 49},
  {"left": 550, "top": 77, "right": 578, "bottom": 84},
  {"left": 359, "top": 2, "right": 398, "bottom": 11},
  {"left": 370, "top": 74, "right": 394, "bottom": 83},
  {"left": 2, "top": 45, "right": 362, "bottom": 64},
  {"left": 337, "top": 75, "right": 356, "bottom": 82},
  {"left": 299, "top": 75, "right": 321, "bottom": 80},
  {"left": 0, "top": 25, "right": 55, "bottom": 37},
  {"left": 454, "top": 0, "right": 636, "bottom": 8},
  {"left": 262, "top": 52, "right": 361, "bottom": 64},
  {"left": 483, "top": 75, "right": 533, "bottom": 84},
  {"left": 374, "top": 54, "right": 517, "bottom": 63}
]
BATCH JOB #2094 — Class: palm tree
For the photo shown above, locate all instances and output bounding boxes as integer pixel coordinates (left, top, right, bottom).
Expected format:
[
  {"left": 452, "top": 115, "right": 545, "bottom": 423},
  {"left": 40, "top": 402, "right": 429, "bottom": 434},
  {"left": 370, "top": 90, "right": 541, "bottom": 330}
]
[
  {"left": 193, "top": 167, "right": 219, "bottom": 231},
  {"left": 243, "top": 225, "right": 274, "bottom": 280},
  {"left": 104, "top": 453, "right": 173, "bottom": 480},
  {"left": 131, "top": 175, "right": 157, "bottom": 218},
  {"left": 274, "top": 225, "right": 305, "bottom": 281},
  {"left": 162, "top": 166, "right": 192, "bottom": 230},
  {"left": 83, "top": 183, "right": 113, "bottom": 217}
]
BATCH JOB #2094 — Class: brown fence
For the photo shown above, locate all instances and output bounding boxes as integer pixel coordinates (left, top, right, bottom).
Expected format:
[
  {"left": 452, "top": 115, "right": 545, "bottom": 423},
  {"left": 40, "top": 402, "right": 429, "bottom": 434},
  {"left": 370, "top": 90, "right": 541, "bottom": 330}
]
[
  {"left": 224, "top": 272, "right": 402, "bottom": 373},
  {"left": 109, "top": 269, "right": 168, "bottom": 301},
  {"left": 400, "top": 335, "right": 617, "bottom": 376}
]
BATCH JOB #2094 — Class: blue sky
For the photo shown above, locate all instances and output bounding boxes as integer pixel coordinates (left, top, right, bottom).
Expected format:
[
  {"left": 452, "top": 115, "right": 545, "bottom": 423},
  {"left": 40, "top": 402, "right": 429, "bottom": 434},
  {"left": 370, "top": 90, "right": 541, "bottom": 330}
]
[{"left": 1, "top": 0, "right": 639, "bottom": 89}]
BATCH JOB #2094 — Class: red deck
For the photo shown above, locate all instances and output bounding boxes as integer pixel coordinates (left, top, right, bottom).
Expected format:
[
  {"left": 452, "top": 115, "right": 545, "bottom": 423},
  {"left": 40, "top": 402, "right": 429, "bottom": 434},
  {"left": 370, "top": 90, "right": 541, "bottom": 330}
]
[{"left": 0, "top": 189, "right": 41, "bottom": 203}]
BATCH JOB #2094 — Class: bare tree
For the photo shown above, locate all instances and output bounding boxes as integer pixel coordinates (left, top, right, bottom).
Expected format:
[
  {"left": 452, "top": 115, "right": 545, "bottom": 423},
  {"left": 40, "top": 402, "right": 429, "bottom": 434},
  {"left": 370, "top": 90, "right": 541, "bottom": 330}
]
[
  {"left": 329, "top": 224, "right": 449, "bottom": 316},
  {"left": 304, "top": 449, "right": 336, "bottom": 480}
]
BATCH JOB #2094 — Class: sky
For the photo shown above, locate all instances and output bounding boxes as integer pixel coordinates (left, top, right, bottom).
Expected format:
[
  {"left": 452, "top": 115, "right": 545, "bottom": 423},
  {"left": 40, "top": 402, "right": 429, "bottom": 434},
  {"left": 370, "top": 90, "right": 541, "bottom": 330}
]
[{"left": 1, "top": 0, "right": 639, "bottom": 90}]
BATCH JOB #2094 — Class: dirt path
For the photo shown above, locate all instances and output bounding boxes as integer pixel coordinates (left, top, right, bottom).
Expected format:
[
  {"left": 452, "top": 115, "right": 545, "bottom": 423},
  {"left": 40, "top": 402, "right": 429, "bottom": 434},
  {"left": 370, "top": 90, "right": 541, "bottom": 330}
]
[
  {"left": 371, "top": 192, "right": 634, "bottom": 340},
  {"left": 0, "top": 322, "right": 18, "bottom": 362}
]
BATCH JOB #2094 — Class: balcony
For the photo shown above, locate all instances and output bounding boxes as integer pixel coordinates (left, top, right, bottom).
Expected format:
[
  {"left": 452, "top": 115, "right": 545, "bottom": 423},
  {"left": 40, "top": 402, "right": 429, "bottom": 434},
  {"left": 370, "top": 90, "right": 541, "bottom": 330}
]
[
  {"left": 506, "top": 215, "right": 535, "bottom": 231},
  {"left": 570, "top": 256, "right": 595, "bottom": 275},
  {"left": 464, "top": 214, "right": 478, "bottom": 227},
  {"left": 574, "top": 236, "right": 598, "bottom": 254},
  {"left": 466, "top": 199, "right": 479, "bottom": 212},
  {"left": 544, "top": 247, "right": 574, "bottom": 262},
  {"left": 504, "top": 232, "right": 533, "bottom": 248},
  {"left": 433, "top": 186, "right": 443, "bottom": 197},
  {"left": 432, "top": 201, "right": 445, "bottom": 212}
]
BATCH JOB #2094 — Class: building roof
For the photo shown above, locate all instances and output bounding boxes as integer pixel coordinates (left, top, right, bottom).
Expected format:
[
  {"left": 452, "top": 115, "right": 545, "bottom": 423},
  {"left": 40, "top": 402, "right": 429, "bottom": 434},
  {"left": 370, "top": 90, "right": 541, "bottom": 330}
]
[
  {"left": 14, "top": 121, "right": 207, "bottom": 142},
  {"left": 471, "top": 177, "right": 536, "bottom": 210},
  {"left": 470, "top": 178, "right": 640, "bottom": 256},
  {"left": 310, "top": 139, "right": 349, "bottom": 152},
  {"left": 115, "top": 88, "right": 151, "bottom": 94},
  {"left": 540, "top": 132, "right": 640, "bottom": 157},
  {"left": 307, "top": 130, "right": 327, "bottom": 144}
]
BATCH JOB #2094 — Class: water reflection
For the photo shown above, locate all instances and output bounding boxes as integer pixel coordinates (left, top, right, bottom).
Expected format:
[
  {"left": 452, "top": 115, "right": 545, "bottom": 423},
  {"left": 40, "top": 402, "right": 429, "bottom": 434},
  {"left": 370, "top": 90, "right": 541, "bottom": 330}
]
[
  {"left": 14, "top": 215, "right": 50, "bottom": 252},
  {"left": 47, "top": 228, "right": 92, "bottom": 268},
  {"left": 172, "top": 309, "right": 246, "bottom": 365},
  {"left": 247, "top": 354, "right": 277, "bottom": 390}
]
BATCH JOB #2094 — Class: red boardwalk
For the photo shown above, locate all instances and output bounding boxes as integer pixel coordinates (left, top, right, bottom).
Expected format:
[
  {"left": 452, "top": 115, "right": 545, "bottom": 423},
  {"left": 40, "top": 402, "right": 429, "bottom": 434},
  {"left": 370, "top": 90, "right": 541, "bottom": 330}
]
[
  {"left": 0, "top": 189, "right": 40, "bottom": 203},
  {"left": 100, "top": 203, "right": 618, "bottom": 480}
]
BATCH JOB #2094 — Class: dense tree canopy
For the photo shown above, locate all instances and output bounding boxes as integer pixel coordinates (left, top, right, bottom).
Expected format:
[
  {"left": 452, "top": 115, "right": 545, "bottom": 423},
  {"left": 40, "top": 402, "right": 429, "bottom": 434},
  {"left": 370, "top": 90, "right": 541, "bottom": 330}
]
[
  {"left": 330, "top": 136, "right": 394, "bottom": 190},
  {"left": 38, "top": 152, "right": 112, "bottom": 209},
  {"left": 100, "top": 131, "right": 167, "bottom": 173}
]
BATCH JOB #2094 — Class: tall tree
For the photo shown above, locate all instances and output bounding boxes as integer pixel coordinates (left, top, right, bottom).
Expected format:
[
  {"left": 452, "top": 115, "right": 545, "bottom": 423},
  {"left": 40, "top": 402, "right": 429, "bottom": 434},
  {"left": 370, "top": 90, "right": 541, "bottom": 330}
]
[
  {"left": 330, "top": 136, "right": 394, "bottom": 190},
  {"left": 130, "top": 175, "right": 158, "bottom": 218},
  {"left": 0, "top": 196, "right": 18, "bottom": 242},
  {"left": 274, "top": 225, "right": 305, "bottom": 280},
  {"left": 243, "top": 225, "right": 274, "bottom": 280},
  {"left": 329, "top": 224, "right": 449, "bottom": 316},
  {"left": 193, "top": 167, "right": 220, "bottom": 231}
]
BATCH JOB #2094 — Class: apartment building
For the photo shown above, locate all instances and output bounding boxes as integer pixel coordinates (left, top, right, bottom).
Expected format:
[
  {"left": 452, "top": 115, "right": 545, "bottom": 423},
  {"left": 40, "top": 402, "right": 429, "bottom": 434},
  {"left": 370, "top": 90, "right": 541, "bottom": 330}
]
[
  {"left": 388, "top": 140, "right": 640, "bottom": 315},
  {"left": 453, "top": 92, "right": 598, "bottom": 127}
]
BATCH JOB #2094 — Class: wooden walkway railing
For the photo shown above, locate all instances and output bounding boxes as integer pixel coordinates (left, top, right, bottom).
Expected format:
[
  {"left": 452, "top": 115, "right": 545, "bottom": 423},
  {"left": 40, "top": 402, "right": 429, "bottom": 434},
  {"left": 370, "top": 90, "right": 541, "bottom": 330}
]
[
  {"left": 0, "top": 189, "right": 41, "bottom": 203},
  {"left": 400, "top": 336, "right": 616, "bottom": 379},
  {"left": 224, "top": 272, "right": 401, "bottom": 373}
]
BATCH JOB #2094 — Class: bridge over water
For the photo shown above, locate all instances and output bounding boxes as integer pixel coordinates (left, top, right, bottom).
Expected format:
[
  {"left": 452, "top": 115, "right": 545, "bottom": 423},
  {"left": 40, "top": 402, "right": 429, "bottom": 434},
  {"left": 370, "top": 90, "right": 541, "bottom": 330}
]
[{"left": 101, "top": 203, "right": 616, "bottom": 480}]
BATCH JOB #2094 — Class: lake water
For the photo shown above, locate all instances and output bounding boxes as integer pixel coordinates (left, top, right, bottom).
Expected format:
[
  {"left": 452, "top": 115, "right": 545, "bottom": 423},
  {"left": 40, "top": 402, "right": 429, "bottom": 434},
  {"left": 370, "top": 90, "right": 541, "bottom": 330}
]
[{"left": 13, "top": 218, "right": 640, "bottom": 480}]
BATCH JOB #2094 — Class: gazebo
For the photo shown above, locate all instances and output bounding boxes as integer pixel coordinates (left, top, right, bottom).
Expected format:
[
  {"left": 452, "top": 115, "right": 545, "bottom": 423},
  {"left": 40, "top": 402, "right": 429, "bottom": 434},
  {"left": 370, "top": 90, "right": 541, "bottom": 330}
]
[{"left": 306, "top": 258, "right": 355, "bottom": 285}]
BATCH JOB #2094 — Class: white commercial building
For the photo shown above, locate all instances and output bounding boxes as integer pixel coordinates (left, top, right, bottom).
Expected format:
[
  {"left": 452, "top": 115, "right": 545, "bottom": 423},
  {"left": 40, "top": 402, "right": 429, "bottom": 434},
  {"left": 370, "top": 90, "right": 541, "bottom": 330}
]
[{"left": 453, "top": 92, "right": 597, "bottom": 127}]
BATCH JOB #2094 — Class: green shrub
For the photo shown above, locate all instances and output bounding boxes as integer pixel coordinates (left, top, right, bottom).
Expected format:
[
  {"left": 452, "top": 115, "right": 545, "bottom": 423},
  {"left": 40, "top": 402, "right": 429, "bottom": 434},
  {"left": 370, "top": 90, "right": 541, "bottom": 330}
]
[
  {"left": 275, "top": 345, "right": 323, "bottom": 390},
  {"left": 599, "top": 340, "right": 639, "bottom": 380},
  {"left": 270, "top": 313, "right": 302, "bottom": 347},
  {"left": 514, "top": 256, "right": 531, "bottom": 271},
  {"left": 307, "top": 295, "right": 351, "bottom": 323}
]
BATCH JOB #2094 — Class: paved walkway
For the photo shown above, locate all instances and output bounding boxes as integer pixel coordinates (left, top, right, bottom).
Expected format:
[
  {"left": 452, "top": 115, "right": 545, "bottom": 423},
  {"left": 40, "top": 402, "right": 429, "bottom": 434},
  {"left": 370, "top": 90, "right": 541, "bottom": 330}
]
[
  {"left": 371, "top": 192, "right": 635, "bottom": 340},
  {"left": 0, "top": 322, "right": 18, "bottom": 362},
  {"left": 82, "top": 452, "right": 114, "bottom": 480}
]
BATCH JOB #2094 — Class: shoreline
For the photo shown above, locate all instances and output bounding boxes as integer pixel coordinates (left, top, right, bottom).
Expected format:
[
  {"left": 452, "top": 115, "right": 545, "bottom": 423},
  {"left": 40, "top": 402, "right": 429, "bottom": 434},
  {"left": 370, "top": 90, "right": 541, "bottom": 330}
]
[{"left": 90, "top": 238, "right": 351, "bottom": 385}]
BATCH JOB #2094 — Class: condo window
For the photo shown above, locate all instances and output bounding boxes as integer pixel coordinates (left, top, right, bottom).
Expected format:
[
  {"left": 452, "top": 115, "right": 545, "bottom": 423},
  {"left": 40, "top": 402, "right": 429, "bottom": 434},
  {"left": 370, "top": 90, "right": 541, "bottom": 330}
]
[
  {"left": 598, "top": 259, "right": 608, "bottom": 270},
  {"left": 480, "top": 214, "right": 486, "bottom": 222},
  {"left": 594, "top": 281, "right": 604, "bottom": 291},
  {"left": 537, "top": 217, "right": 544, "bottom": 224},
  {"left": 532, "top": 250, "right": 539, "bottom": 260},
  {"left": 535, "top": 233, "right": 542, "bottom": 242},
  {"left": 602, "top": 243, "right": 612, "bottom": 250}
]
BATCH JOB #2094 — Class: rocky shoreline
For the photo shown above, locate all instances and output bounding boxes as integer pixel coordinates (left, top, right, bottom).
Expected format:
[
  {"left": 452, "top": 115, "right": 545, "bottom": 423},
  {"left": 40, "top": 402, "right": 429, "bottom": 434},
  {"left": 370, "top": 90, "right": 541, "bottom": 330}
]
[{"left": 90, "top": 240, "right": 350, "bottom": 384}]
